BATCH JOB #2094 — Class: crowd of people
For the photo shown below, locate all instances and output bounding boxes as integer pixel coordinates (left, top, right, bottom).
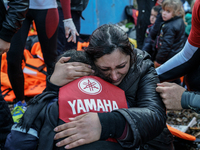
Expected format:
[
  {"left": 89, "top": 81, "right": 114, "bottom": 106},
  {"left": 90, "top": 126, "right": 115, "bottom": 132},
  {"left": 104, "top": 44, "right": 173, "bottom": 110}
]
[{"left": 0, "top": 0, "right": 200, "bottom": 149}]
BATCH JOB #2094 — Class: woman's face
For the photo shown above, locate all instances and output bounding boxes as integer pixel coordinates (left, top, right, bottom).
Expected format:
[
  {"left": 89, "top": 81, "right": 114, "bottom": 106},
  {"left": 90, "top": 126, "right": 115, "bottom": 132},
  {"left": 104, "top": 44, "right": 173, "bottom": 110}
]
[{"left": 95, "top": 49, "right": 130, "bottom": 86}]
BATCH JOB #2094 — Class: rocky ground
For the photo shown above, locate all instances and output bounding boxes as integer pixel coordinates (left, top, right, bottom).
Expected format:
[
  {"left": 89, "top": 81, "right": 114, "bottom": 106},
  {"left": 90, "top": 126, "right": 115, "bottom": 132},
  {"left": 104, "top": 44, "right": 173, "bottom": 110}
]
[{"left": 167, "top": 110, "right": 200, "bottom": 150}]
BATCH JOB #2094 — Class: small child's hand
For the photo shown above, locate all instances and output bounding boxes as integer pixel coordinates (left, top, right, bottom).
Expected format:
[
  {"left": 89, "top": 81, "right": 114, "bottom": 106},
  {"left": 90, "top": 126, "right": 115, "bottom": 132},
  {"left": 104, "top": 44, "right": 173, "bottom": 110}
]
[{"left": 157, "top": 0, "right": 163, "bottom": 5}]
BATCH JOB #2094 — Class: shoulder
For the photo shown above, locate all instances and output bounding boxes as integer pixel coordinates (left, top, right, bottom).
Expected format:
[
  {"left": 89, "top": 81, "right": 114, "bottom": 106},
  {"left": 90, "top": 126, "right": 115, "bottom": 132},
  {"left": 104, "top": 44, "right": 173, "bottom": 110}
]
[
  {"left": 133, "top": 48, "right": 154, "bottom": 72},
  {"left": 163, "top": 17, "right": 184, "bottom": 31},
  {"left": 134, "top": 48, "right": 153, "bottom": 64},
  {"left": 171, "top": 17, "right": 185, "bottom": 27}
]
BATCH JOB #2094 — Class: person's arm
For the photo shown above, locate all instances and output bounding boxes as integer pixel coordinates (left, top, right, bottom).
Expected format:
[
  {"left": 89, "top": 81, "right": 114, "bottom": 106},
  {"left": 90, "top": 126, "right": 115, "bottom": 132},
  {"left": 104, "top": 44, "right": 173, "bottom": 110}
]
[
  {"left": 142, "top": 27, "right": 153, "bottom": 54},
  {"left": 156, "top": 41, "right": 200, "bottom": 82},
  {"left": 53, "top": 112, "right": 130, "bottom": 149},
  {"left": 4, "top": 125, "right": 39, "bottom": 150},
  {"left": 115, "top": 59, "right": 166, "bottom": 147},
  {"left": 149, "top": 8, "right": 163, "bottom": 40},
  {"left": 0, "top": 0, "right": 29, "bottom": 55},
  {"left": 59, "top": 0, "right": 79, "bottom": 43},
  {"left": 156, "top": 82, "right": 200, "bottom": 113},
  {"left": 0, "top": 0, "right": 29, "bottom": 42},
  {"left": 181, "top": 91, "right": 200, "bottom": 113}
]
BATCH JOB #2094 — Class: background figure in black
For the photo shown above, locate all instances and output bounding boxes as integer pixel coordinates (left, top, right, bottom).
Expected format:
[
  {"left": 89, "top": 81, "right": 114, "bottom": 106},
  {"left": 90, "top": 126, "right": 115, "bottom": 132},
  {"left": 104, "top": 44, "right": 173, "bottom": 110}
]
[
  {"left": 136, "top": 0, "right": 156, "bottom": 49},
  {"left": 57, "top": 0, "right": 89, "bottom": 56},
  {"left": 0, "top": 0, "right": 29, "bottom": 148}
]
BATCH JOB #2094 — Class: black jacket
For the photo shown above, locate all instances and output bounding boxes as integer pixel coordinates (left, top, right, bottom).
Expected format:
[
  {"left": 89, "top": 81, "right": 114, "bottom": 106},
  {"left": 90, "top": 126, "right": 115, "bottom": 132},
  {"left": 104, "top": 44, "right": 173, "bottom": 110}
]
[
  {"left": 155, "top": 17, "right": 185, "bottom": 64},
  {"left": 0, "top": 0, "right": 29, "bottom": 42},
  {"left": 113, "top": 49, "right": 173, "bottom": 149}
]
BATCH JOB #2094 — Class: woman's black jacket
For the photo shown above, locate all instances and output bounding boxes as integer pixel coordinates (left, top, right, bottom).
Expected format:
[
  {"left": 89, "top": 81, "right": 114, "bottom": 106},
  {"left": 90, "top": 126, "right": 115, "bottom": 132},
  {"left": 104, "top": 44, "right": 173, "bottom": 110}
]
[
  {"left": 0, "top": 0, "right": 29, "bottom": 42},
  {"left": 112, "top": 49, "right": 172, "bottom": 148}
]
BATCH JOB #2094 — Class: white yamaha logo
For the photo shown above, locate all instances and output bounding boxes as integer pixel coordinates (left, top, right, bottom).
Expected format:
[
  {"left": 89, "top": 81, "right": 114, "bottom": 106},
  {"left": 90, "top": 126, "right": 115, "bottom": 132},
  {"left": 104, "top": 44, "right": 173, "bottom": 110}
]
[{"left": 78, "top": 78, "right": 102, "bottom": 95}]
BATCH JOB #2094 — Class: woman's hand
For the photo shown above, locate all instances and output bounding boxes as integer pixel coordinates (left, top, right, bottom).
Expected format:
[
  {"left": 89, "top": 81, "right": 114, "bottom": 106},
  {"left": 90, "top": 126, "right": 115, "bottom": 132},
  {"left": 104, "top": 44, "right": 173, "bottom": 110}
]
[
  {"left": 54, "top": 113, "right": 101, "bottom": 149},
  {"left": 50, "top": 57, "right": 93, "bottom": 86}
]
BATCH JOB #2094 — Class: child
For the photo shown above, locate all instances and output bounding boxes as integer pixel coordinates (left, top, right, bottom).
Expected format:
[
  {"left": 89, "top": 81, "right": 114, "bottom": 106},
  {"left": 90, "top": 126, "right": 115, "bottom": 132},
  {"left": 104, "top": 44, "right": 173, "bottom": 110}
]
[
  {"left": 154, "top": 0, "right": 185, "bottom": 68},
  {"left": 142, "top": 5, "right": 161, "bottom": 60}
]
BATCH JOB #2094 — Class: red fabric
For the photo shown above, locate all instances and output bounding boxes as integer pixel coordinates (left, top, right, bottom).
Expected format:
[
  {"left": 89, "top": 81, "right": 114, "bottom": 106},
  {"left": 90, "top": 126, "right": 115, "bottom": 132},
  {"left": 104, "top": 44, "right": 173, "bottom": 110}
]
[
  {"left": 45, "top": 8, "right": 59, "bottom": 39},
  {"left": 188, "top": 0, "right": 200, "bottom": 47},
  {"left": 59, "top": 76, "right": 128, "bottom": 143},
  {"left": 132, "top": 9, "right": 138, "bottom": 26},
  {"left": 60, "top": 0, "right": 71, "bottom": 19},
  {"left": 59, "top": 76, "right": 128, "bottom": 122}
]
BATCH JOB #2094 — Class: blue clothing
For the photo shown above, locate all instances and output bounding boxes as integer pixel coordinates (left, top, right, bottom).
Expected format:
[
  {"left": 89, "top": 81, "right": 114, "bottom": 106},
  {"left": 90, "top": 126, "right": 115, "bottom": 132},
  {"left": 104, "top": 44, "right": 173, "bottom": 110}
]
[{"left": 4, "top": 98, "right": 58, "bottom": 150}]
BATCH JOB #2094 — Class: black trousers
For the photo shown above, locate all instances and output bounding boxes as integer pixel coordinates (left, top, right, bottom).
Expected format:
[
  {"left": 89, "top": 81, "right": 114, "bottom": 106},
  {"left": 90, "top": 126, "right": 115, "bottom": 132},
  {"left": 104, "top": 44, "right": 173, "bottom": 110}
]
[{"left": 7, "top": 9, "right": 58, "bottom": 101}]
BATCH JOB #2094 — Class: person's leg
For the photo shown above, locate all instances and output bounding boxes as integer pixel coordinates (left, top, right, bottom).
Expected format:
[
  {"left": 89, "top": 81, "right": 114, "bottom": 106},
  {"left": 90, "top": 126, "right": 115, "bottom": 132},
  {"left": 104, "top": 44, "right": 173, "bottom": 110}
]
[
  {"left": 57, "top": 7, "right": 66, "bottom": 56},
  {"left": 7, "top": 12, "right": 31, "bottom": 102},
  {"left": 33, "top": 9, "right": 58, "bottom": 75},
  {"left": 0, "top": 56, "right": 14, "bottom": 147}
]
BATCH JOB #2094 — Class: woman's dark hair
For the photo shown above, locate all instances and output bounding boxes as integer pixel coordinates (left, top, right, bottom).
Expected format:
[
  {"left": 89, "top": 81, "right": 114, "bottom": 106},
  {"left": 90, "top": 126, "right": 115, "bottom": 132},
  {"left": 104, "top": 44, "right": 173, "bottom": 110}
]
[{"left": 85, "top": 24, "right": 135, "bottom": 64}]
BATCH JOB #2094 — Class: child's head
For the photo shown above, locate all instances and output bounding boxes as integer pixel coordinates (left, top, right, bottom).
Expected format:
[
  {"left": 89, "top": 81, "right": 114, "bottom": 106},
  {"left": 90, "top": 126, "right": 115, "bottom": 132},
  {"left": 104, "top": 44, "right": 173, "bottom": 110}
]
[
  {"left": 150, "top": 6, "right": 161, "bottom": 24},
  {"left": 161, "top": 0, "right": 185, "bottom": 21},
  {"left": 57, "top": 49, "right": 112, "bottom": 82},
  {"left": 57, "top": 49, "right": 93, "bottom": 65}
]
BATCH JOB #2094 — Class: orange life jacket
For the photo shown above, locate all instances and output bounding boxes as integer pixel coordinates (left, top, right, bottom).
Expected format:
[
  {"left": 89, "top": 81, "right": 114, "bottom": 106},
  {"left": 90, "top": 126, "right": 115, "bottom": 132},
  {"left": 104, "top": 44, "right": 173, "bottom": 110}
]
[
  {"left": 77, "top": 41, "right": 89, "bottom": 51},
  {"left": 167, "top": 124, "right": 196, "bottom": 141},
  {"left": 1, "top": 43, "right": 46, "bottom": 102}
]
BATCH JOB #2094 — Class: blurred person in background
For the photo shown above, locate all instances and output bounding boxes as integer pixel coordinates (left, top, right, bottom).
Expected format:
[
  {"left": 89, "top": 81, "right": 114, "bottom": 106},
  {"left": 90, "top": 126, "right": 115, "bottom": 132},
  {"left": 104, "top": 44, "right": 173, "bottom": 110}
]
[{"left": 142, "top": 5, "right": 161, "bottom": 61}]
